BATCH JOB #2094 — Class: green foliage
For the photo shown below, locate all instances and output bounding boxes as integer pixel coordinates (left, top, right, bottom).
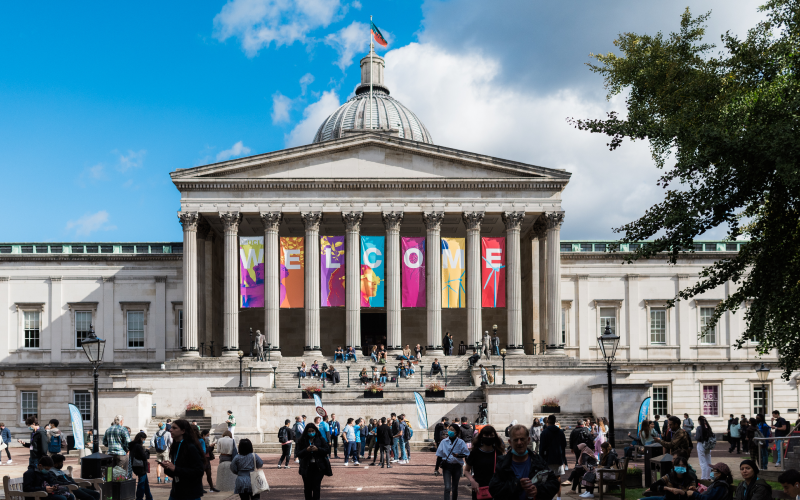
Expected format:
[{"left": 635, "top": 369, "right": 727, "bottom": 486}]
[{"left": 571, "top": 1, "right": 800, "bottom": 379}]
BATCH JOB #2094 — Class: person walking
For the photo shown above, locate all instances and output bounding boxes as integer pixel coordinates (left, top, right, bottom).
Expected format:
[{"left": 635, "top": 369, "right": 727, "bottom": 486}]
[
  {"left": 728, "top": 418, "right": 742, "bottom": 454},
  {"left": 162, "top": 420, "right": 205, "bottom": 500},
  {"left": 328, "top": 415, "right": 340, "bottom": 459},
  {"left": 230, "top": 439, "right": 264, "bottom": 500},
  {"left": 437, "top": 423, "right": 470, "bottom": 500},
  {"left": 278, "top": 419, "right": 294, "bottom": 469},
  {"left": 0, "top": 422, "right": 12, "bottom": 464},
  {"left": 391, "top": 414, "right": 408, "bottom": 464},
  {"left": 151, "top": 423, "right": 173, "bottom": 484},
  {"left": 740, "top": 415, "right": 750, "bottom": 451},
  {"left": 489, "top": 424, "right": 560, "bottom": 500},
  {"left": 45, "top": 420, "right": 64, "bottom": 457},
  {"left": 374, "top": 417, "right": 393, "bottom": 468},
  {"left": 129, "top": 432, "right": 153, "bottom": 500},
  {"left": 540, "top": 415, "right": 567, "bottom": 500},
  {"left": 530, "top": 419, "right": 543, "bottom": 454},
  {"left": 434, "top": 417, "right": 449, "bottom": 475},
  {"left": 402, "top": 415, "right": 413, "bottom": 462},
  {"left": 696, "top": 416, "right": 715, "bottom": 480},
  {"left": 756, "top": 414, "right": 772, "bottom": 470},
  {"left": 358, "top": 418, "right": 367, "bottom": 459},
  {"left": 772, "top": 410, "right": 790, "bottom": 467},
  {"left": 226, "top": 411, "right": 237, "bottom": 438},
  {"left": 18, "top": 416, "right": 47, "bottom": 470},
  {"left": 102, "top": 415, "right": 130, "bottom": 469},
  {"left": 443, "top": 332, "right": 450, "bottom": 356},
  {"left": 342, "top": 418, "right": 359, "bottom": 466},
  {"left": 200, "top": 429, "right": 219, "bottom": 493},
  {"left": 464, "top": 425, "right": 503, "bottom": 500},
  {"left": 215, "top": 430, "right": 238, "bottom": 492},
  {"left": 683, "top": 413, "right": 695, "bottom": 435},
  {"left": 296, "top": 423, "right": 331, "bottom": 500},
  {"left": 292, "top": 416, "right": 306, "bottom": 464}
]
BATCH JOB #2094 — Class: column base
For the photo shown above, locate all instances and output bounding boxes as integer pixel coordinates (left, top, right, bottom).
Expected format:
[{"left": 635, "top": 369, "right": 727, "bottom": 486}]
[
  {"left": 180, "top": 349, "right": 200, "bottom": 358},
  {"left": 505, "top": 347, "right": 526, "bottom": 356},
  {"left": 426, "top": 348, "right": 444, "bottom": 357},
  {"left": 387, "top": 348, "right": 403, "bottom": 357},
  {"left": 545, "top": 346, "right": 568, "bottom": 356},
  {"left": 304, "top": 349, "right": 323, "bottom": 358},
  {"left": 221, "top": 349, "right": 240, "bottom": 357}
]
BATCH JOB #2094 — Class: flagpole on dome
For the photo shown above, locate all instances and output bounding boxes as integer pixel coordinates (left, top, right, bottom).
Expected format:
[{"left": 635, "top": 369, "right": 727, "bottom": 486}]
[{"left": 369, "top": 15, "right": 373, "bottom": 130}]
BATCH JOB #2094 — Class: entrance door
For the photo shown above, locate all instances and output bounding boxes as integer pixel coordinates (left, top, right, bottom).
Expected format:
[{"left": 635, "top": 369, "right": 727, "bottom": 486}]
[{"left": 360, "top": 312, "right": 387, "bottom": 355}]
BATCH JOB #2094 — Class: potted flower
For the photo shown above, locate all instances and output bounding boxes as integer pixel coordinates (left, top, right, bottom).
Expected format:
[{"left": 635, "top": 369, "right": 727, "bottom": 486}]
[
  {"left": 425, "top": 382, "right": 446, "bottom": 398},
  {"left": 626, "top": 467, "right": 643, "bottom": 488},
  {"left": 302, "top": 385, "right": 322, "bottom": 399},
  {"left": 364, "top": 383, "right": 384, "bottom": 399},
  {"left": 541, "top": 397, "right": 560, "bottom": 414},
  {"left": 185, "top": 400, "right": 205, "bottom": 418}
]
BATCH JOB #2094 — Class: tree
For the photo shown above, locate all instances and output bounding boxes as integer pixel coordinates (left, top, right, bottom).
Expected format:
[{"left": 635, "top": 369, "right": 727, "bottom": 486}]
[{"left": 572, "top": 1, "right": 800, "bottom": 379}]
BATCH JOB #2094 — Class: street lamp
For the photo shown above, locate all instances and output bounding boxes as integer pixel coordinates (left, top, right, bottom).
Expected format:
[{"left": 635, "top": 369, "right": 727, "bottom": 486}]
[
  {"left": 346, "top": 363, "right": 351, "bottom": 388},
  {"left": 492, "top": 324, "right": 498, "bottom": 355},
  {"left": 249, "top": 328, "right": 254, "bottom": 357},
  {"left": 80, "top": 325, "right": 106, "bottom": 454},
  {"left": 500, "top": 349, "right": 507, "bottom": 385},
  {"left": 420, "top": 365, "right": 425, "bottom": 388},
  {"left": 237, "top": 350, "right": 245, "bottom": 388},
  {"left": 597, "top": 320, "right": 620, "bottom": 449},
  {"left": 492, "top": 364, "right": 497, "bottom": 385},
  {"left": 756, "top": 363, "right": 770, "bottom": 415}
]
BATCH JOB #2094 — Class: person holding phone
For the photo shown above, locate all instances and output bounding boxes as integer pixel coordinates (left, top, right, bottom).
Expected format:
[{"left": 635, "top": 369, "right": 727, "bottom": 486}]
[
  {"left": 489, "top": 424, "right": 560, "bottom": 500},
  {"left": 436, "top": 423, "right": 470, "bottom": 500},
  {"left": 296, "top": 423, "right": 331, "bottom": 500},
  {"left": 161, "top": 420, "right": 205, "bottom": 500}
]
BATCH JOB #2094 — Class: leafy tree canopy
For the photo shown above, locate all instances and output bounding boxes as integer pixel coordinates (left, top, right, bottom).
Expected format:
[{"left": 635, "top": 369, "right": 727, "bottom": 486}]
[{"left": 572, "top": 1, "right": 799, "bottom": 379}]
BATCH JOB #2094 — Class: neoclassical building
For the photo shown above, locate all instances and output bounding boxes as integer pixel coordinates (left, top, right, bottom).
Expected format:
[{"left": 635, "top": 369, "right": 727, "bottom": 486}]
[{"left": 0, "top": 50, "right": 795, "bottom": 441}]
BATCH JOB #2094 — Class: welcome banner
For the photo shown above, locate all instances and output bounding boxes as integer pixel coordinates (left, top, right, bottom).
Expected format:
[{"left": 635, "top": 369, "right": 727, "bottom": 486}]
[
  {"left": 481, "top": 237, "right": 506, "bottom": 307},
  {"left": 360, "top": 235, "right": 385, "bottom": 307},
  {"left": 279, "top": 237, "right": 304, "bottom": 308},
  {"left": 441, "top": 238, "right": 465, "bottom": 308},
  {"left": 401, "top": 237, "right": 426, "bottom": 307},
  {"left": 239, "top": 236, "right": 265, "bottom": 308},
  {"left": 320, "top": 236, "right": 345, "bottom": 307}
]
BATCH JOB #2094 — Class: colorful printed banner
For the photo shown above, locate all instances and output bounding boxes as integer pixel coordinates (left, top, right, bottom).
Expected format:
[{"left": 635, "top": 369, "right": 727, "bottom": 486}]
[
  {"left": 360, "top": 235, "right": 385, "bottom": 307},
  {"left": 239, "top": 236, "right": 265, "bottom": 308},
  {"left": 441, "top": 238, "right": 465, "bottom": 308},
  {"left": 320, "top": 236, "right": 345, "bottom": 307},
  {"left": 401, "top": 237, "right": 426, "bottom": 307},
  {"left": 279, "top": 237, "right": 304, "bottom": 308},
  {"left": 481, "top": 237, "right": 506, "bottom": 307}
]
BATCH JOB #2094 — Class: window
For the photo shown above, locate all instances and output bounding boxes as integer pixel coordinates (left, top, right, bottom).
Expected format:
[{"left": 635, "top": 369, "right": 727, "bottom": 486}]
[
  {"left": 50, "top": 245, "right": 62, "bottom": 253},
  {"left": 21, "top": 246, "right": 33, "bottom": 253},
  {"left": 702, "top": 385, "right": 720, "bottom": 416},
  {"left": 100, "top": 245, "right": 113, "bottom": 253},
  {"left": 121, "top": 245, "right": 134, "bottom": 253},
  {"left": 72, "top": 245, "right": 84, "bottom": 253},
  {"left": 594, "top": 243, "right": 607, "bottom": 252},
  {"left": 700, "top": 307, "right": 717, "bottom": 344},
  {"left": 86, "top": 245, "right": 98, "bottom": 253},
  {"left": 652, "top": 386, "right": 669, "bottom": 417},
  {"left": 35, "top": 245, "right": 48, "bottom": 253},
  {"left": 136, "top": 245, "right": 149, "bottom": 254},
  {"left": 127, "top": 311, "right": 145, "bottom": 348},
  {"left": 599, "top": 307, "right": 616, "bottom": 335},
  {"left": 178, "top": 309, "right": 184, "bottom": 348},
  {"left": 75, "top": 311, "right": 92, "bottom": 347},
  {"left": 150, "top": 246, "right": 163, "bottom": 254},
  {"left": 74, "top": 392, "right": 91, "bottom": 421},
  {"left": 561, "top": 308, "right": 566, "bottom": 345},
  {"left": 754, "top": 387, "right": 769, "bottom": 415},
  {"left": 726, "top": 243, "right": 738, "bottom": 252},
  {"left": 24, "top": 311, "right": 40, "bottom": 348},
  {"left": 172, "top": 245, "right": 183, "bottom": 254},
  {"left": 21, "top": 391, "right": 38, "bottom": 421},
  {"left": 560, "top": 243, "right": 573, "bottom": 252},
  {"left": 0, "top": 246, "right": 11, "bottom": 253},
  {"left": 629, "top": 243, "right": 640, "bottom": 251},
  {"left": 580, "top": 243, "right": 592, "bottom": 252},
  {"left": 650, "top": 309, "right": 666, "bottom": 344}
]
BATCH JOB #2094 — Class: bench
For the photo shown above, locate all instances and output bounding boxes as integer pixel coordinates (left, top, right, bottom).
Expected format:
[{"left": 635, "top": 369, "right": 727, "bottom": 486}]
[
  {"left": 3, "top": 474, "right": 104, "bottom": 500},
  {"left": 597, "top": 456, "right": 629, "bottom": 500}
]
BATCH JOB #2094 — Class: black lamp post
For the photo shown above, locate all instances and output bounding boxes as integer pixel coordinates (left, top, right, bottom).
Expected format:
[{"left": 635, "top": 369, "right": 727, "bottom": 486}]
[
  {"left": 200, "top": 342, "right": 205, "bottom": 358},
  {"left": 210, "top": 340, "right": 214, "bottom": 357},
  {"left": 444, "top": 366, "right": 448, "bottom": 387},
  {"left": 249, "top": 366, "right": 253, "bottom": 387},
  {"left": 500, "top": 349, "right": 507, "bottom": 385},
  {"left": 492, "top": 364, "right": 497, "bottom": 385},
  {"left": 249, "top": 328, "right": 254, "bottom": 357},
  {"left": 272, "top": 367, "right": 277, "bottom": 389},
  {"left": 420, "top": 365, "right": 425, "bottom": 388},
  {"left": 80, "top": 325, "right": 106, "bottom": 454},
  {"left": 598, "top": 320, "right": 620, "bottom": 449},
  {"left": 756, "top": 363, "right": 770, "bottom": 414},
  {"left": 237, "top": 350, "right": 245, "bottom": 388},
  {"left": 492, "top": 324, "right": 498, "bottom": 355},
  {"left": 346, "top": 363, "right": 351, "bottom": 388}
]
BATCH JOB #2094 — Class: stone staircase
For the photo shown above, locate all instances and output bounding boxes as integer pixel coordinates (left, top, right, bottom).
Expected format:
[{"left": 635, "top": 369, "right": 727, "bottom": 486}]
[{"left": 145, "top": 416, "right": 212, "bottom": 437}]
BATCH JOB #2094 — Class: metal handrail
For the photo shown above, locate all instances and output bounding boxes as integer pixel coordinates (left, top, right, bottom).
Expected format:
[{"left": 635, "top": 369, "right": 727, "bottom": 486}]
[{"left": 752, "top": 431, "right": 800, "bottom": 471}]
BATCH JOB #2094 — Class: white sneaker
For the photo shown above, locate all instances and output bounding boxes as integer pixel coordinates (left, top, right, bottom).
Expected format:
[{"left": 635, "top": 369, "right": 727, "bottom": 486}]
[
  {"left": 390, "top": 459, "right": 398, "bottom": 463},
  {"left": 344, "top": 463, "right": 349, "bottom": 467},
  {"left": 354, "top": 462, "right": 360, "bottom": 465},
  {"left": 6, "top": 460, "right": 11, "bottom": 464},
  {"left": 295, "top": 458, "right": 299, "bottom": 463}
]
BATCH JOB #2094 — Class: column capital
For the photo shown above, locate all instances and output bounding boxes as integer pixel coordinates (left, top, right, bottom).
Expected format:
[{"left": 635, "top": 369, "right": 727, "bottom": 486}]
[
  {"left": 260, "top": 212, "right": 283, "bottom": 232},
  {"left": 102, "top": 276, "right": 114, "bottom": 283},
  {"left": 342, "top": 211, "right": 363, "bottom": 231},
  {"left": 422, "top": 211, "right": 445, "bottom": 230},
  {"left": 220, "top": 212, "right": 241, "bottom": 232},
  {"left": 155, "top": 276, "right": 168, "bottom": 283},
  {"left": 530, "top": 216, "right": 548, "bottom": 240},
  {"left": 502, "top": 211, "right": 526, "bottom": 231},
  {"left": 544, "top": 211, "right": 565, "bottom": 229},
  {"left": 178, "top": 212, "right": 200, "bottom": 231},
  {"left": 301, "top": 211, "right": 323, "bottom": 231},
  {"left": 462, "top": 211, "right": 485, "bottom": 230},
  {"left": 382, "top": 211, "right": 403, "bottom": 231},
  {"left": 197, "top": 218, "right": 212, "bottom": 240}
]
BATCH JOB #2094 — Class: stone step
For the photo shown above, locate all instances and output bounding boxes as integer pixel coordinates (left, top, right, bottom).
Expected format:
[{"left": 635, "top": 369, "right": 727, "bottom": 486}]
[{"left": 252, "top": 441, "right": 436, "bottom": 453}]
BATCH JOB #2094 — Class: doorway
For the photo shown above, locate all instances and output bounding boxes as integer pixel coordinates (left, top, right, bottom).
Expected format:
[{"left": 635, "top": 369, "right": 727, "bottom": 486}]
[{"left": 360, "top": 312, "right": 387, "bottom": 355}]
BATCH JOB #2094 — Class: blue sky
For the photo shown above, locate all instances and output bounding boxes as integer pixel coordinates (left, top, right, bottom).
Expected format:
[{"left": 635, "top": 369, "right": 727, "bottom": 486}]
[{"left": 0, "top": 0, "right": 765, "bottom": 243}]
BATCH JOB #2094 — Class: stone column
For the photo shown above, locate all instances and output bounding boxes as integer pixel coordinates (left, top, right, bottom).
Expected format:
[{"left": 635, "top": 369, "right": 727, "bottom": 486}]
[
  {"left": 220, "top": 211, "right": 241, "bottom": 356},
  {"left": 261, "top": 212, "right": 282, "bottom": 357},
  {"left": 302, "top": 212, "right": 323, "bottom": 355},
  {"left": 503, "top": 211, "right": 526, "bottom": 355},
  {"left": 544, "top": 212, "right": 565, "bottom": 354},
  {"left": 530, "top": 218, "right": 547, "bottom": 351},
  {"left": 196, "top": 220, "right": 211, "bottom": 351},
  {"left": 463, "top": 212, "right": 484, "bottom": 349},
  {"left": 178, "top": 212, "right": 200, "bottom": 356},
  {"left": 383, "top": 212, "right": 403, "bottom": 354},
  {"left": 203, "top": 232, "right": 215, "bottom": 355},
  {"left": 343, "top": 212, "right": 363, "bottom": 349},
  {"left": 423, "top": 212, "right": 445, "bottom": 355}
]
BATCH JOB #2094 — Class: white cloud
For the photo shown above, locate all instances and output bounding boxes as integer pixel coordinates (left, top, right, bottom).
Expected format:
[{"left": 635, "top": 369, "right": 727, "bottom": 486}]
[
  {"left": 271, "top": 92, "right": 293, "bottom": 124},
  {"left": 284, "top": 90, "right": 341, "bottom": 147},
  {"left": 213, "top": 0, "right": 343, "bottom": 57},
  {"left": 66, "top": 210, "right": 117, "bottom": 237},
  {"left": 324, "top": 21, "right": 367, "bottom": 70},
  {"left": 116, "top": 149, "right": 146, "bottom": 172},
  {"left": 351, "top": 0, "right": 361, "bottom": 9},
  {"left": 299, "top": 73, "right": 314, "bottom": 95},
  {"left": 87, "top": 163, "right": 105, "bottom": 179},
  {"left": 217, "top": 141, "right": 252, "bottom": 161}
]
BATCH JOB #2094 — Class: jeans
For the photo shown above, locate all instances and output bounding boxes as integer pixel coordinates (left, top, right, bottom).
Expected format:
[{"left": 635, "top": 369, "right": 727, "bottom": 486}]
[
  {"left": 348, "top": 441, "right": 359, "bottom": 463},
  {"left": 775, "top": 438, "right": 784, "bottom": 464},
  {"left": 136, "top": 474, "right": 153, "bottom": 500},
  {"left": 431, "top": 368, "right": 441, "bottom": 377},
  {"left": 299, "top": 370, "right": 306, "bottom": 378},
  {"left": 392, "top": 437, "right": 407, "bottom": 461},
  {"left": 334, "top": 353, "right": 344, "bottom": 362},
  {"left": 28, "top": 456, "right": 39, "bottom": 470},
  {"left": 346, "top": 353, "right": 357, "bottom": 361},
  {"left": 760, "top": 442, "right": 770, "bottom": 469},
  {"left": 493, "top": 345, "right": 500, "bottom": 355},
  {"left": 379, "top": 376, "right": 387, "bottom": 384},
  {"left": 728, "top": 437, "right": 741, "bottom": 453},
  {"left": 408, "top": 369, "right": 415, "bottom": 376},
  {"left": 379, "top": 445, "right": 392, "bottom": 465},
  {"left": 360, "top": 438, "right": 366, "bottom": 457},
  {"left": 3, "top": 447, "right": 10, "bottom": 460},
  {"left": 302, "top": 468, "right": 324, "bottom": 500},
  {"left": 371, "top": 354, "right": 378, "bottom": 362},
  {"left": 442, "top": 462, "right": 463, "bottom": 500},
  {"left": 72, "top": 488, "right": 100, "bottom": 500},
  {"left": 279, "top": 443, "right": 292, "bottom": 466},
  {"left": 331, "top": 435, "right": 339, "bottom": 457}
]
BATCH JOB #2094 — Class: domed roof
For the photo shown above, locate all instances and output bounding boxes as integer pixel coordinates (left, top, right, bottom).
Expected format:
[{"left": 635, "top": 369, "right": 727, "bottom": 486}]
[{"left": 312, "top": 51, "right": 433, "bottom": 145}]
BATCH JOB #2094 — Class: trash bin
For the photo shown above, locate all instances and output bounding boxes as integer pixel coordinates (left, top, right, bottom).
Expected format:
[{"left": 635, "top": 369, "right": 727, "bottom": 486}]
[
  {"left": 649, "top": 453, "right": 674, "bottom": 485},
  {"left": 80, "top": 452, "right": 114, "bottom": 479},
  {"left": 67, "top": 435, "right": 75, "bottom": 452},
  {"left": 643, "top": 444, "right": 663, "bottom": 487}
]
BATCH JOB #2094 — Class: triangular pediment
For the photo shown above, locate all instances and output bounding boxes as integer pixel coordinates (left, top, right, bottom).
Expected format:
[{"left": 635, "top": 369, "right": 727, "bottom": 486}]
[{"left": 171, "top": 133, "right": 571, "bottom": 182}]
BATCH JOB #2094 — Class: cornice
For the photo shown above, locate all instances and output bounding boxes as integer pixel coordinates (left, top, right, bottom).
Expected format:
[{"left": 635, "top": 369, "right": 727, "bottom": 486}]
[
  {"left": 172, "top": 178, "right": 568, "bottom": 192},
  {"left": 0, "top": 254, "right": 182, "bottom": 263},
  {"left": 559, "top": 252, "right": 736, "bottom": 262}
]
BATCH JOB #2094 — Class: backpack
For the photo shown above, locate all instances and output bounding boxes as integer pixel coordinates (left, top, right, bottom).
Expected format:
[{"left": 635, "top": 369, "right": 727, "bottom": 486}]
[
  {"left": 154, "top": 430, "right": 167, "bottom": 453},
  {"left": 278, "top": 427, "right": 288, "bottom": 444},
  {"left": 758, "top": 423, "right": 771, "bottom": 438},
  {"left": 403, "top": 425, "right": 412, "bottom": 440},
  {"left": 48, "top": 434, "right": 61, "bottom": 453}
]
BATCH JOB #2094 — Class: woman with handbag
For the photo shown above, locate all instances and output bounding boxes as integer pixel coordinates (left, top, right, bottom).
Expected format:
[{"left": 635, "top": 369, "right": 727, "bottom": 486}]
[
  {"left": 464, "top": 425, "right": 504, "bottom": 500},
  {"left": 230, "top": 439, "right": 266, "bottom": 500},
  {"left": 696, "top": 416, "right": 715, "bottom": 480},
  {"left": 569, "top": 443, "right": 597, "bottom": 495},
  {"left": 129, "top": 432, "right": 153, "bottom": 500},
  {"left": 162, "top": 420, "right": 206, "bottom": 500},
  {"left": 296, "top": 423, "right": 332, "bottom": 500},
  {"left": 437, "top": 423, "right": 470, "bottom": 500}
]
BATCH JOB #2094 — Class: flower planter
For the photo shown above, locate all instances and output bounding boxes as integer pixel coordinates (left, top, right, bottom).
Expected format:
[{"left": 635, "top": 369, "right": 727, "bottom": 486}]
[
  {"left": 425, "top": 390, "right": 446, "bottom": 398},
  {"left": 185, "top": 409, "right": 205, "bottom": 418},
  {"left": 364, "top": 391, "right": 384, "bottom": 399},
  {"left": 625, "top": 472, "right": 643, "bottom": 489},
  {"left": 301, "top": 392, "right": 321, "bottom": 399},
  {"left": 541, "top": 406, "right": 560, "bottom": 414}
]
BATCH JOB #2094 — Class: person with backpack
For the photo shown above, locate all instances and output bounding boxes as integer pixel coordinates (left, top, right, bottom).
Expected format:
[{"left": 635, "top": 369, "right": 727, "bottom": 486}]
[
  {"left": 460, "top": 417, "right": 474, "bottom": 449},
  {"left": 402, "top": 416, "right": 413, "bottom": 462},
  {"left": 696, "top": 416, "right": 716, "bottom": 480},
  {"left": 229, "top": 439, "right": 264, "bottom": 500},
  {"left": 569, "top": 420, "right": 592, "bottom": 465},
  {"left": 756, "top": 414, "right": 772, "bottom": 470},
  {"left": 45, "top": 420, "right": 64, "bottom": 457},
  {"left": 151, "top": 423, "right": 173, "bottom": 483},
  {"left": 278, "top": 419, "right": 295, "bottom": 469},
  {"left": 391, "top": 414, "right": 409, "bottom": 464},
  {"left": 18, "top": 416, "right": 48, "bottom": 470}
]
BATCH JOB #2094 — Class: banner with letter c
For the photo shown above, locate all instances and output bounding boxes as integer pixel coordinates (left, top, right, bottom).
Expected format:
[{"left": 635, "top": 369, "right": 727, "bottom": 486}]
[
  {"left": 401, "top": 237, "right": 426, "bottom": 307},
  {"left": 481, "top": 237, "right": 506, "bottom": 307},
  {"left": 279, "top": 237, "right": 304, "bottom": 308},
  {"left": 360, "top": 236, "right": 385, "bottom": 307}
]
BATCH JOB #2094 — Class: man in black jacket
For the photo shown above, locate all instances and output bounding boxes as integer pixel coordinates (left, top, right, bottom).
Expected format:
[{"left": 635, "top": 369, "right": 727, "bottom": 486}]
[
  {"left": 374, "top": 417, "right": 394, "bottom": 468},
  {"left": 18, "top": 416, "right": 48, "bottom": 470},
  {"left": 569, "top": 420, "right": 591, "bottom": 466},
  {"left": 23, "top": 456, "right": 74, "bottom": 500},
  {"left": 539, "top": 415, "right": 567, "bottom": 500},
  {"left": 489, "top": 424, "right": 559, "bottom": 500},
  {"left": 278, "top": 419, "right": 295, "bottom": 469}
]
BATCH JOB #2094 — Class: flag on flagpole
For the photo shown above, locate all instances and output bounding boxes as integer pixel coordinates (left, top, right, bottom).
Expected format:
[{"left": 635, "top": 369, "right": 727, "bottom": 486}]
[{"left": 371, "top": 21, "right": 388, "bottom": 47}]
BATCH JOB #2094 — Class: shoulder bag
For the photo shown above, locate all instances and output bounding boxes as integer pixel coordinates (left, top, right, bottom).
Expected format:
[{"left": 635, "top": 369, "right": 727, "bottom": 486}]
[
  {"left": 249, "top": 453, "right": 270, "bottom": 494},
  {"left": 476, "top": 451, "right": 496, "bottom": 500}
]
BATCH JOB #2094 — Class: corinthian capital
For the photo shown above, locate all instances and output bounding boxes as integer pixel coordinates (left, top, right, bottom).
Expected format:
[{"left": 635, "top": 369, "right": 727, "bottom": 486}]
[
  {"left": 502, "top": 211, "right": 526, "bottom": 231},
  {"left": 301, "top": 212, "right": 323, "bottom": 231},
  {"left": 530, "top": 216, "right": 547, "bottom": 240},
  {"left": 461, "top": 211, "right": 485, "bottom": 231},
  {"left": 178, "top": 212, "right": 199, "bottom": 231},
  {"left": 382, "top": 211, "right": 403, "bottom": 231},
  {"left": 544, "top": 212, "right": 565, "bottom": 230},
  {"left": 342, "top": 211, "right": 363, "bottom": 231},
  {"left": 260, "top": 212, "right": 283, "bottom": 232},
  {"left": 422, "top": 211, "right": 445, "bottom": 230},
  {"left": 220, "top": 212, "right": 241, "bottom": 233}
]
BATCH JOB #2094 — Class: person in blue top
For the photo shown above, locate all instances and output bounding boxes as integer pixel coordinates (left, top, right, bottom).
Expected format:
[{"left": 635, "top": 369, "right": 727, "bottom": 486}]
[
  {"left": 0, "top": 422, "right": 12, "bottom": 464},
  {"left": 436, "top": 423, "right": 470, "bottom": 500},
  {"left": 328, "top": 415, "right": 340, "bottom": 459},
  {"left": 663, "top": 462, "right": 734, "bottom": 500},
  {"left": 315, "top": 416, "right": 330, "bottom": 445},
  {"left": 755, "top": 415, "right": 771, "bottom": 470}
]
